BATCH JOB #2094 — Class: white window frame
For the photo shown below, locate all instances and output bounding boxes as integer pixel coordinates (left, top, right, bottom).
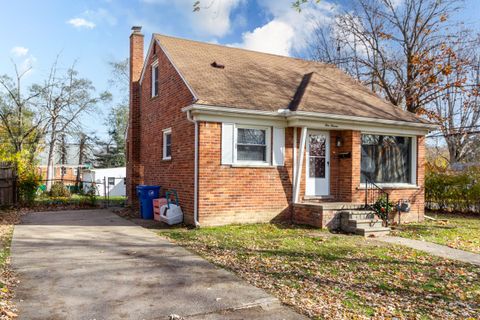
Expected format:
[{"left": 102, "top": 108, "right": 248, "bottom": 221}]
[
  {"left": 359, "top": 133, "right": 418, "bottom": 188},
  {"left": 233, "top": 124, "right": 271, "bottom": 165},
  {"left": 151, "top": 60, "right": 159, "bottom": 98},
  {"left": 163, "top": 128, "right": 172, "bottom": 160}
]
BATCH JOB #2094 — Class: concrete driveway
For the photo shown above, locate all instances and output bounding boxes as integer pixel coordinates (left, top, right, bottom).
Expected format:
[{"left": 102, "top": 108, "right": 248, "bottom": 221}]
[{"left": 11, "top": 210, "right": 305, "bottom": 320}]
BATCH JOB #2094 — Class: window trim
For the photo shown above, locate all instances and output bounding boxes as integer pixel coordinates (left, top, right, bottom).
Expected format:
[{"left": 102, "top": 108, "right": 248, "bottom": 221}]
[
  {"left": 151, "top": 60, "right": 159, "bottom": 98},
  {"left": 359, "top": 133, "right": 417, "bottom": 187},
  {"left": 233, "top": 124, "right": 271, "bottom": 165},
  {"left": 163, "top": 128, "right": 172, "bottom": 160}
]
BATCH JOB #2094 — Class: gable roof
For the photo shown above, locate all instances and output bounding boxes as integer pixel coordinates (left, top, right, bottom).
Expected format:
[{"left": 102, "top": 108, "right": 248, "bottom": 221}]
[{"left": 154, "top": 34, "right": 428, "bottom": 124}]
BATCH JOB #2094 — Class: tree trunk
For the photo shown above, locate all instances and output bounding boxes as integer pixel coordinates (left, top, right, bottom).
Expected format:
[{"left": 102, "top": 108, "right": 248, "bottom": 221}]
[{"left": 45, "top": 129, "right": 57, "bottom": 191}]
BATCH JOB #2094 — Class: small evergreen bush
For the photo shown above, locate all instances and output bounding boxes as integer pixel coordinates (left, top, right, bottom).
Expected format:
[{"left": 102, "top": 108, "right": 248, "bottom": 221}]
[{"left": 49, "top": 182, "right": 71, "bottom": 198}]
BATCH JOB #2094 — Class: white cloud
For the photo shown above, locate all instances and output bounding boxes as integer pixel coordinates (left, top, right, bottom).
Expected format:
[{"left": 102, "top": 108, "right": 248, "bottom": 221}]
[
  {"left": 10, "top": 46, "right": 29, "bottom": 57},
  {"left": 140, "top": 0, "right": 243, "bottom": 37},
  {"left": 188, "top": 0, "right": 243, "bottom": 37},
  {"left": 228, "top": 0, "right": 337, "bottom": 56},
  {"left": 67, "top": 18, "right": 96, "bottom": 29},
  {"left": 230, "top": 20, "right": 294, "bottom": 56},
  {"left": 9, "top": 46, "right": 36, "bottom": 76},
  {"left": 84, "top": 8, "right": 118, "bottom": 26}
]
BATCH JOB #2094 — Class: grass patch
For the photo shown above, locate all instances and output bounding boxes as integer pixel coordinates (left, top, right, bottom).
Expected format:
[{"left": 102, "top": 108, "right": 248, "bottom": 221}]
[
  {"left": 160, "top": 224, "right": 480, "bottom": 319},
  {"left": 26, "top": 195, "right": 126, "bottom": 208},
  {"left": 392, "top": 213, "right": 480, "bottom": 254},
  {"left": 0, "top": 228, "right": 13, "bottom": 269},
  {"left": 0, "top": 210, "right": 20, "bottom": 318}
]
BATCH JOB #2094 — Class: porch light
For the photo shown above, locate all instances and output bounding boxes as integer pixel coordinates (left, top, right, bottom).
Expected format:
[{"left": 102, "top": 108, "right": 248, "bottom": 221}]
[{"left": 336, "top": 136, "right": 343, "bottom": 147}]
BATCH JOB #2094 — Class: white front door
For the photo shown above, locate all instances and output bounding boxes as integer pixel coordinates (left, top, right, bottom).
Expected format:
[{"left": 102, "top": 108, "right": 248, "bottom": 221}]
[{"left": 306, "top": 131, "right": 330, "bottom": 196}]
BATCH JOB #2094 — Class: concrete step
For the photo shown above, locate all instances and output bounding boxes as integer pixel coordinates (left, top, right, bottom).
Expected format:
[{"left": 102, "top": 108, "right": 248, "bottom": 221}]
[
  {"left": 355, "top": 227, "right": 391, "bottom": 237},
  {"left": 341, "top": 210, "right": 376, "bottom": 220},
  {"left": 348, "top": 219, "right": 383, "bottom": 229}
]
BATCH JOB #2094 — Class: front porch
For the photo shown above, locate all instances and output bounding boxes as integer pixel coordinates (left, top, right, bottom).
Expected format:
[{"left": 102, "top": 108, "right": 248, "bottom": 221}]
[{"left": 290, "top": 127, "right": 425, "bottom": 233}]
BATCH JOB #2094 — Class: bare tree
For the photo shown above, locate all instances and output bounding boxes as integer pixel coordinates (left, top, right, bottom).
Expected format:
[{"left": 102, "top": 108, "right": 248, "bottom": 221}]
[
  {"left": 94, "top": 58, "right": 130, "bottom": 168},
  {"left": 310, "top": 0, "right": 464, "bottom": 114},
  {"left": 431, "top": 53, "right": 480, "bottom": 163},
  {"left": 0, "top": 64, "right": 44, "bottom": 156},
  {"left": 74, "top": 131, "right": 96, "bottom": 187},
  {"left": 34, "top": 62, "right": 111, "bottom": 189}
]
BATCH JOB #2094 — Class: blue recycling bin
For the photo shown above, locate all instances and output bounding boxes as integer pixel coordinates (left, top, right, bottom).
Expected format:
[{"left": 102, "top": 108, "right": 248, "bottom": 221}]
[{"left": 136, "top": 185, "right": 161, "bottom": 219}]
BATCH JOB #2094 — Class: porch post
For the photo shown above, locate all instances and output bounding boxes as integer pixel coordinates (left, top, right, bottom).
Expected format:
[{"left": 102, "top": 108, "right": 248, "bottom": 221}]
[{"left": 294, "top": 127, "right": 307, "bottom": 204}]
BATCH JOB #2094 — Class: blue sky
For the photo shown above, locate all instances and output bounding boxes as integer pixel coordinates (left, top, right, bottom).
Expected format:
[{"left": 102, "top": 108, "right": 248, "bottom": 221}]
[{"left": 1, "top": 0, "right": 479, "bottom": 138}]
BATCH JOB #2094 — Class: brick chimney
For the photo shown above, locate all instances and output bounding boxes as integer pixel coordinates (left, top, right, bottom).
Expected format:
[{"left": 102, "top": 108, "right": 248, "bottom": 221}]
[
  {"left": 130, "top": 26, "right": 144, "bottom": 82},
  {"left": 127, "top": 26, "right": 144, "bottom": 207}
]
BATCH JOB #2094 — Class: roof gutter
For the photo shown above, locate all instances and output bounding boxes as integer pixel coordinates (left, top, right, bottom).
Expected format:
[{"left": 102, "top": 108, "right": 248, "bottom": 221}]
[
  {"left": 182, "top": 104, "right": 438, "bottom": 131},
  {"left": 289, "top": 111, "right": 438, "bottom": 130},
  {"left": 182, "top": 104, "right": 285, "bottom": 118}
]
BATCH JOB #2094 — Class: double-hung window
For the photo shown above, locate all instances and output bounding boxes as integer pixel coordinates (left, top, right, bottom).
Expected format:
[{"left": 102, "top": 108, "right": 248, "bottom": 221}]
[
  {"left": 236, "top": 127, "right": 268, "bottom": 162},
  {"left": 221, "top": 123, "right": 283, "bottom": 166},
  {"left": 163, "top": 128, "right": 172, "bottom": 160},
  {"left": 360, "top": 134, "right": 416, "bottom": 185},
  {"left": 151, "top": 61, "right": 159, "bottom": 97}
]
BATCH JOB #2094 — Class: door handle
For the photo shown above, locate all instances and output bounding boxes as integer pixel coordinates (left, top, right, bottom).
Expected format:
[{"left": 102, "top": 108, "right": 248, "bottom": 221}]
[{"left": 327, "top": 161, "right": 330, "bottom": 166}]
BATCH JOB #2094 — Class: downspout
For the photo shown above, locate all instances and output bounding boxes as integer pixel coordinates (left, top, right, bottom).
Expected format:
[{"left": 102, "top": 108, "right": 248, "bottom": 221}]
[
  {"left": 186, "top": 110, "right": 200, "bottom": 227},
  {"left": 293, "top": 127, "right": 307, "bottom": 204},
  {"left": 292, "top": 128, "right": 297, "bottom": 203}
]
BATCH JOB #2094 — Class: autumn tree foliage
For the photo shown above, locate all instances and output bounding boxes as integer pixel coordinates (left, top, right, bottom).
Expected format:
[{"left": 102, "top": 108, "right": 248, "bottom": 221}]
[
  {"left": 310, "top": 0, "right": 468, "bottom": 113},
  {"left": 310, "top": 0, "right": 480, "bottom": 163},
  {"left": 430, "top": 48, "right": 480, "bottom": 163}
]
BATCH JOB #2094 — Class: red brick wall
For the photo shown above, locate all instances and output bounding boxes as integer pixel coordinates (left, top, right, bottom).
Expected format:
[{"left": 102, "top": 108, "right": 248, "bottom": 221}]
[
  {"left": 197, "top": 125, "right": 425, "bottom": 226},
  {"left": 292, "top": 204, "right": 322, "bottom": 228},
  {"left": 329, "top": 130, "right": 357, "bottom": 202},
  {"left": 197, "top": 123, "right": 293, "bottom": 226},
  {"left": 350, "top": 135, "right": 426, "bottom": 223},
  {"left": 127, "top": 38, "right": 196, "bottom": 223}
]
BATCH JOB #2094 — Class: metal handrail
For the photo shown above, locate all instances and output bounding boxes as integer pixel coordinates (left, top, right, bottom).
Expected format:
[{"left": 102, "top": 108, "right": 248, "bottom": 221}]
[{"left": 364, "top": 176, "right": 390, "bottom": 226}]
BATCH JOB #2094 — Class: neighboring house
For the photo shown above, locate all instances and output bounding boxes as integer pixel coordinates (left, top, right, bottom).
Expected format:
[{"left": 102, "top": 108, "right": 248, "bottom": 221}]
[
  {"left": 37, "top": 144, "right": 91, "bottom": 186},
  {"left": 126, "top": 26, "right": 435, "bottom": 227},
  {"left": 83, "top": 167, "right": 126, "bottom": 197}
]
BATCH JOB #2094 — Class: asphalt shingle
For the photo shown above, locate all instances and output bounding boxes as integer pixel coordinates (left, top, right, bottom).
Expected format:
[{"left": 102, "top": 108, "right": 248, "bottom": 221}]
[{"left": 155, "top": 34, "right": 427, "bottom": 124}]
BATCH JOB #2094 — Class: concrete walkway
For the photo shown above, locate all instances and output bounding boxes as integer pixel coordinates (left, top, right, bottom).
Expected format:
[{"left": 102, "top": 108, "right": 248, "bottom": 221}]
[
  {"left": 11, "top": 210, "right": 305, "bottom": 320},
  {"left": 379, "top": 236, "right": 480, "bottom": 266}
]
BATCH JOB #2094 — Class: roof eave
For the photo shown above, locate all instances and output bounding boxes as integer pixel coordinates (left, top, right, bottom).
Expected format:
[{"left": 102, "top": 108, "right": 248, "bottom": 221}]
[
  {"left": 182, "top": 104, "right": 437, "bottom": 134},
  {"left": 289, "top": 111, "right": 438, "bottom": 131}
]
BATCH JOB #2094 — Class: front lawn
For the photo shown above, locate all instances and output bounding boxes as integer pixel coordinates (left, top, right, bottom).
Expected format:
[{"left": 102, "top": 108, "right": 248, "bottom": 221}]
[
  {"left": 160, "top": 224, "right": 480, "bottom": 319},
  {"left": 392, "top": 213, "right": 480, "bottom": 254}
]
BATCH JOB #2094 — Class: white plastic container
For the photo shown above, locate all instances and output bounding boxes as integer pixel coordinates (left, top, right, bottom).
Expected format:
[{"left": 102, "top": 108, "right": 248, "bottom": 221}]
[{"left": 159, "top": 204, "right": 183, "bottom": 225}]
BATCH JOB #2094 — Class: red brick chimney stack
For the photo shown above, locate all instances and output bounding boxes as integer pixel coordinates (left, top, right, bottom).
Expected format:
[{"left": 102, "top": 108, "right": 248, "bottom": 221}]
[
  {"left": 129, "top": 26, "right": 144, "bottom": 82},
  {"left": 127, "top": 26, "right": 144, "bottom": 207}
]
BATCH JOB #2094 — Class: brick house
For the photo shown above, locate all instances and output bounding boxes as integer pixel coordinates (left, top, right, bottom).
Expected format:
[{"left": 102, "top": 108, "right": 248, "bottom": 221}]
[{"left": 126, "top": 26, "right": 435, "bottom": 228}]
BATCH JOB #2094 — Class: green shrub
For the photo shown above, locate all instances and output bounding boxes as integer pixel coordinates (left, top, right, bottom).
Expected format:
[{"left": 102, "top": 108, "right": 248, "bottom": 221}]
[
  {"left": 425, "top": 168, "right": 480, "bottom": 213},
  {"left": 0, "top": 149, "right": 41, "bottom": 204},
  {"left": 49, "top": 182, "right": 71, "bottom": 198},
  {"left": 372, "top": 196, "right": 395, "bottom": 223},
  {"left": 85, "top": 184, "right": 98, "bottom": 206}
]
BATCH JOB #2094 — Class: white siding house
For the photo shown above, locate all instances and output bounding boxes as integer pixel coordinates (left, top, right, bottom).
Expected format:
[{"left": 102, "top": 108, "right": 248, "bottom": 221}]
[{"left": 83, "top": 167, "right": 126, "bottom": 197}]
